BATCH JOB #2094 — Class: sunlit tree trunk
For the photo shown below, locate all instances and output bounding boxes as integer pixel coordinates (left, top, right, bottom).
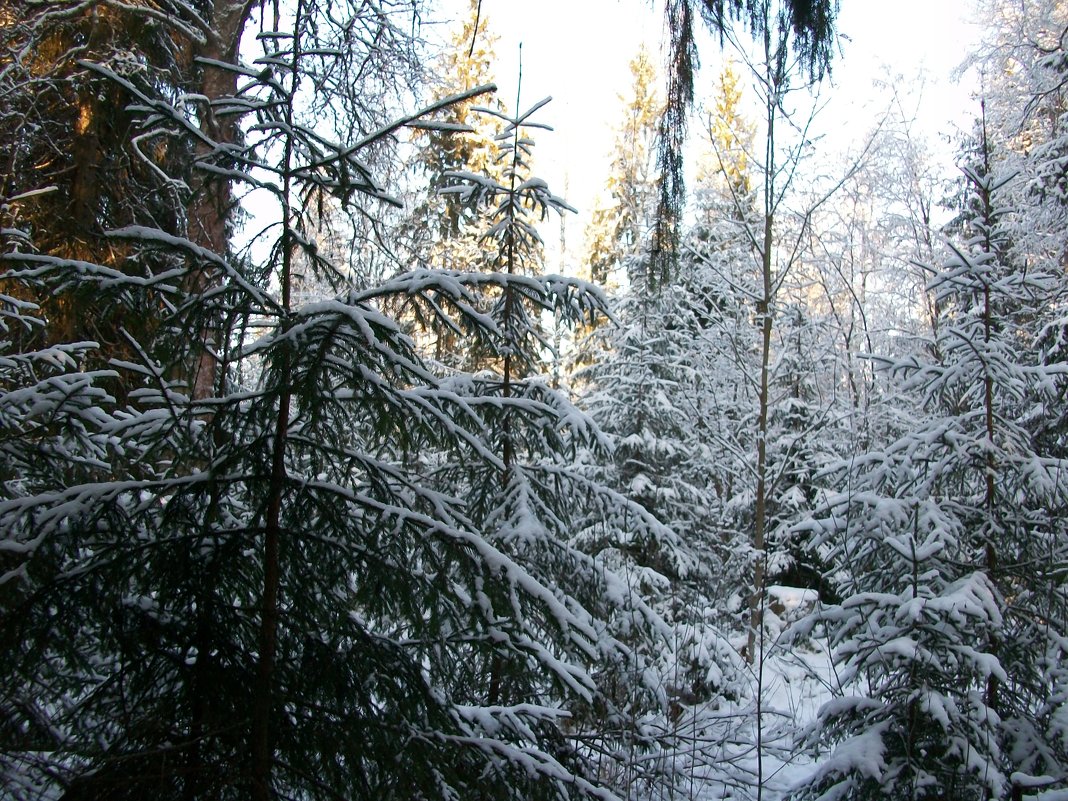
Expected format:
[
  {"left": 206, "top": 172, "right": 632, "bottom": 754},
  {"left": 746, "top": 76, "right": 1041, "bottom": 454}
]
[{"left": 187, "top": 0, "right": 257, "bottom": 400}]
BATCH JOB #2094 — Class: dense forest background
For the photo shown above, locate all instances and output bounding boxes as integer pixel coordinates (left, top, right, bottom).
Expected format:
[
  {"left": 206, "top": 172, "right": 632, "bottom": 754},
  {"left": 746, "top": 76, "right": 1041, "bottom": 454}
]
[{"left": 2, "top": 1, "right": 1068, "bottom": 800}]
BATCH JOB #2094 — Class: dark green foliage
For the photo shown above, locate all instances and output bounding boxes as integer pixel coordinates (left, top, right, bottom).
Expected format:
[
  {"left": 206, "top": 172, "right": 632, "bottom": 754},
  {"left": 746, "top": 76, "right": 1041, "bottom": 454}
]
[{"left": 699, "top": 0, "right": 838, "bottom": 76}]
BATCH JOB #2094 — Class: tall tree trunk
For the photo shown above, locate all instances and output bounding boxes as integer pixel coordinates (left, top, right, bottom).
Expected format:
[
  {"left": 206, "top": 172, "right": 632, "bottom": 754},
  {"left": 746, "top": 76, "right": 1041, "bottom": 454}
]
[
  {"left": 979, "top": 108, "right": 1001, "bottom": 720},
  {"left": 748, "top": 27, "right": 782, "bottom": 801},
  {"left": 186, "top": 1, "right": 256, "bottom": 400},
  {"left": 489, "top": 110, "right": 522, "bottom": 706},
  {"left": 747, "top": 208, "right": 773, "bottom": 664},
  {"left": 251, "top": 2, "right": 301, "bottom": 793},
  {"left": 184, "top": 3, "right": 283, "bottom": 794}
]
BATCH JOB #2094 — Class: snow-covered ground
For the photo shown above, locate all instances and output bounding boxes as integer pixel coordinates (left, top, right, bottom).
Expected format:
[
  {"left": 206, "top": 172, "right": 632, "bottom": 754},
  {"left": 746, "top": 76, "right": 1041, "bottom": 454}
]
[{"left": 674, "top": 586, "right": 839, "bottom": 801}]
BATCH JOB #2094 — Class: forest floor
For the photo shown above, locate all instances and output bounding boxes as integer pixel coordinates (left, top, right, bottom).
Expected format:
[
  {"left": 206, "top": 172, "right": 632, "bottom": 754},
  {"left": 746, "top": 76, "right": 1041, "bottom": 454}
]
[{"left": 698, "top": 586, "right": 837, "bottom": 800}]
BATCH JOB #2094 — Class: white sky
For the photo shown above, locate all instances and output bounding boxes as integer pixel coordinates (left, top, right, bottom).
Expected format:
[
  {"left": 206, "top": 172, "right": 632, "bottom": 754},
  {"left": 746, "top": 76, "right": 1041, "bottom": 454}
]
[{"left": 431, "top": 0, "right": 984, "bottom": 271}]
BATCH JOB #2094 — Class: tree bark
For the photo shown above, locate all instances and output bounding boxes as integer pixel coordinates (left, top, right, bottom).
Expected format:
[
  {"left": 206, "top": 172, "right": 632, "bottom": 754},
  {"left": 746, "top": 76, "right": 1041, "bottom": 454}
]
[{"left": 186, "top": 1, "right": 257, "bottom": 400}]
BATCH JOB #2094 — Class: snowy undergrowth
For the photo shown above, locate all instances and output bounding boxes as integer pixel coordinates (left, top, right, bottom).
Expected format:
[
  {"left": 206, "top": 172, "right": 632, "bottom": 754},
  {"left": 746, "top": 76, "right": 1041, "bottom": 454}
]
[{"left": 647, "top": 586, "right": 837, "bottom": 801}]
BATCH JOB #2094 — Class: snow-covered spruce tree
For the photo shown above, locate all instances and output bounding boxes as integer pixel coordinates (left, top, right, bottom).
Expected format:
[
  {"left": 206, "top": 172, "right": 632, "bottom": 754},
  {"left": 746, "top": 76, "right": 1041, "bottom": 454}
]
[
  {"left": 428, "top": 95, "right": 699, "bottom": 800},
  {"left": 1, "top": 4, "right": 208, "bottom": 794},
  {"left": 762, "top": 303, "right": 837, "bottom": 597},
  {"left": 0, "top": 224, "right": 128, "bottom": 801},
  {"left": 0, "top": 3, "right": 671, "bottom": 800},
  {"left": 574, "top": 53, "right": 761, "bottom": 800},
  {"left": 575, "top": 46, "right": 703, "bottom": 578},
  {"left": 573, "top": 46, "right": 663, "bottom": 372},
  {"left": 680, "top": 63, "right": 763, "bottom": 610},
  {"left": 580, "top": 244, "right": 748, "bottom": 797},
  {"left": 575, "top": 43, "right": 699, "bottom": 626},
  {"left": 789, "top": 495, "right": 1006, "bottom": 801},
  {"left": 965, "top": 122, "right": 1068, "bottom": 801},
  {"left": 609, "top": 235, "right": 759, "bottom": 801},
  {"left": 397, "top": 0, "right": 516, "bottom": 374},
  {"left": 584, "top": 47, "right": 662, "bottom": 290},
  {"left": 572, "top": 45, "right": 696, "bottom": 615},
  {"left": 790, "top": 121, "right": 1068, "bottom": 801}
]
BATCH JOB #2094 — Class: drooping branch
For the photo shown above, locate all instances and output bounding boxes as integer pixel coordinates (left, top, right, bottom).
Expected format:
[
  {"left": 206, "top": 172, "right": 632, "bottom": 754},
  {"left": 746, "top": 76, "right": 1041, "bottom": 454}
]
[{"left": 654, "top": 0, "right": 837, "bottom": 280}]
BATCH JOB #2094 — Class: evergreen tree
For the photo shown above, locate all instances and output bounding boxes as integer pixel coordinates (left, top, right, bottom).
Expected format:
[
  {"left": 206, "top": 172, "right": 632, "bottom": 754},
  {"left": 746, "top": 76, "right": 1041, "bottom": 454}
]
[
  {"left": 571, "top": 46, "right": 662, "bottom": 377},
  {"left": 435, "top": 95, "right": 694, "bottom": 799},
  {"left": 791, "top": 123, "right": 1068, "bottom": 801},
  {"left": 579, "top": 53, "right": 760, "bottom": 801},
  {"left": 578, "top": 47, "right": 699, "bottom": 592},
  {"left": 703, "top": 60, "right": 755, "bottom": 205},
  {"left": 685, "top": 59, "right": 762, "bottom": 609},
  {"left": 580, "top": 46, "right": 662, "bottom": 291},
  {"left": 399, "top": 0, "right": 516, "bottom": 371},
  {"left": 0, "top": 1, "right": 199, "bottom": 389},
  {"left": 762, "top": 303, "right": 836, "bottom": 596}
]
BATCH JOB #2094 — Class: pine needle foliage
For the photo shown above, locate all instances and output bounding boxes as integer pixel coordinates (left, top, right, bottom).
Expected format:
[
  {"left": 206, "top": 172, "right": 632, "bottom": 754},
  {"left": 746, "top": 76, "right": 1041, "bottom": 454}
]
[
  {"left": 436, "top": 97, "right": 687, "bottom": 799},
  {"left": 790, "top": 123, "right": 1068, "bottom": 801},
  {"left": 0, "top": 3, "right": 673, "bottom": 800}
]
